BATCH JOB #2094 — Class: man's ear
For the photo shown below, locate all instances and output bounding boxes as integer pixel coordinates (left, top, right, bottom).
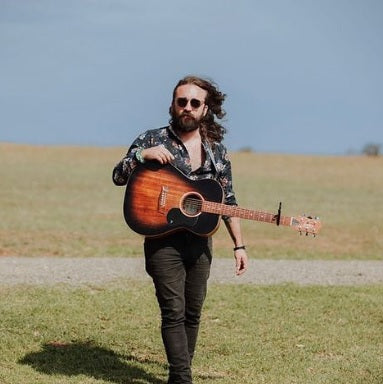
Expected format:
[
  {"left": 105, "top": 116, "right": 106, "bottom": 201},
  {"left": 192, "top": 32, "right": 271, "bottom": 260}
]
[{"left": 203, "top": 104, "right": 208, "bottom": 117}]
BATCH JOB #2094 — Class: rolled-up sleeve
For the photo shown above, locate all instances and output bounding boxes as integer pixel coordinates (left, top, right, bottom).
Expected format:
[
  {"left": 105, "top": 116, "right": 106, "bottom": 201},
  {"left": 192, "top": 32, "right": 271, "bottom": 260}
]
[{"left": 112, "top": 131, "right": 150, "bottom": 186}]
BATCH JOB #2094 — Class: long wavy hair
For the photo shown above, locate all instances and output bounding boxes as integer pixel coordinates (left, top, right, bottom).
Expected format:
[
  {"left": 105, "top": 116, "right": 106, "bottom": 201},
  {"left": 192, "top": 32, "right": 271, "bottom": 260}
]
[{"left": 170, "top": 75, "right": 227, "bottom": 144}]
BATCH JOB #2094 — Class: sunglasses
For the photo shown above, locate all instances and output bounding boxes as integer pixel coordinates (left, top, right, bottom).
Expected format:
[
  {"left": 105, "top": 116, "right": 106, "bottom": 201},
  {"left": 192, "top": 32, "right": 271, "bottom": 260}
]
[{"left": 176, "top": 97, "right": 204, "bottom": 109}]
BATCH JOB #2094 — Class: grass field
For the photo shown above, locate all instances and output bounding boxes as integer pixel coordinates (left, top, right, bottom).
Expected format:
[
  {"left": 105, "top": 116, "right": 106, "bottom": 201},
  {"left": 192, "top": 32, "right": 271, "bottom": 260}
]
[
  {"left": 1, "top": 142, "right": 382, "bottom": 259},
  {"left": 1, "top": 143, "right": 383, "bottom": 383},
  {"left": 1, "top": 282, "right": 382, "bottom": 384}
]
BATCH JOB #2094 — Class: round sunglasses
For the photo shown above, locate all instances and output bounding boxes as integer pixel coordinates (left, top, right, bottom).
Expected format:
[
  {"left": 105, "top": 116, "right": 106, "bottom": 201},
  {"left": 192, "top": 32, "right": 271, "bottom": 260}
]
[{"left": 176, "top": 97, "right": 204, "bottom": 109}]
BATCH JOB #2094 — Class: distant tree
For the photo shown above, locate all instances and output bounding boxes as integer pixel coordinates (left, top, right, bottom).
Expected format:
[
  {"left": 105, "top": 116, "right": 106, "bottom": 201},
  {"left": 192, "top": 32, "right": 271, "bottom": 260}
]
[
  {"left": 362, "top": 143, "right": 381, "bottom": 156},
  {"left": 238, "top": 146, "right": 253, "bottom": 153}
]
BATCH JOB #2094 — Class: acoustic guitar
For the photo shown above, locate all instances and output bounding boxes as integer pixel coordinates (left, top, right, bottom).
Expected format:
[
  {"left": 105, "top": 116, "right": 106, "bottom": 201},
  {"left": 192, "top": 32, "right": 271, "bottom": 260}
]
[{"left": 123, "top": 162, "right": 321, "bottom": 238}]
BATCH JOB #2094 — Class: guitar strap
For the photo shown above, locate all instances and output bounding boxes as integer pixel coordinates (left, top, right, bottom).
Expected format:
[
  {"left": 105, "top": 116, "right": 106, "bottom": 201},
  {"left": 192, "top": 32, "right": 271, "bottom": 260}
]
[{"left": 203, "top": 141, "right": 219, "bottom": 180}]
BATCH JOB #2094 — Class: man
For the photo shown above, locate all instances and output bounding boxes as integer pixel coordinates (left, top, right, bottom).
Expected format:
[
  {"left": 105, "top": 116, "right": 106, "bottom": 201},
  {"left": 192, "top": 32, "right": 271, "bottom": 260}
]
[{"left": 113, "top": 75, "right": 248, "bottom": 384}]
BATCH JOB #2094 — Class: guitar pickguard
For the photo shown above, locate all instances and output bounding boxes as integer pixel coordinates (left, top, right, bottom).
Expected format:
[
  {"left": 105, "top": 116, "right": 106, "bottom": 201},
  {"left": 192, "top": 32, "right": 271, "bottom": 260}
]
[{"left": 167, "top": 208, "right": 198, "bottom": 228}]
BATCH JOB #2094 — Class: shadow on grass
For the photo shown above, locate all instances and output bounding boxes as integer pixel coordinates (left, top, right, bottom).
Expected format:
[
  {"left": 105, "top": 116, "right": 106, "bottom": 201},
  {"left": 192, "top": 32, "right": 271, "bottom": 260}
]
[{"left": 19, "top": 340, "right": 166, "bottom": 384}]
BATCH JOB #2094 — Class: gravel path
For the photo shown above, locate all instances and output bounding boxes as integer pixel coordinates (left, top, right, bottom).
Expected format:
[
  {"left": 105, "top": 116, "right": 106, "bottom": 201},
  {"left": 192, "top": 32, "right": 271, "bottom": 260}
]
[{"left": 1, "top": 257, "right": 382, "bottom": 286}]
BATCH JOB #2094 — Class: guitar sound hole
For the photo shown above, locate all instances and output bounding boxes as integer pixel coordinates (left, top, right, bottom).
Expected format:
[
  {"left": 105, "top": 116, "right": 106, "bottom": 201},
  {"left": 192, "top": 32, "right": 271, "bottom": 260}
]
[{"left": 181, "top": 193, "right": 203, "bottom": 217}]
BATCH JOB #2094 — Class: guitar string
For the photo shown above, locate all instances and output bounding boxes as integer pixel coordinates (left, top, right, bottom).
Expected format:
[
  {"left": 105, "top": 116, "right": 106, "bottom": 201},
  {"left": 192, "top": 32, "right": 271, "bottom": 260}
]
[
  {"left": 181, "top": 198, "right": 320, "bottom": 230},
  {"left": 182, "top": 198, "right": 318, "bottom": 231},
  {"left": 169, "top": 196, "right": 317, "bottom": 232},
  {"left": 183, "top": 197, "right": 277, "bottom": 221}
]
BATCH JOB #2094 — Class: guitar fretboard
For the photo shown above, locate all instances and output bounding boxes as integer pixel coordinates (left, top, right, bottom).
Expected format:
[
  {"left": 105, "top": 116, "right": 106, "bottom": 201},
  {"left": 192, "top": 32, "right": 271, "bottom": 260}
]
[{"left": 201, "top": 201, "right": 293, "bottom": 227}]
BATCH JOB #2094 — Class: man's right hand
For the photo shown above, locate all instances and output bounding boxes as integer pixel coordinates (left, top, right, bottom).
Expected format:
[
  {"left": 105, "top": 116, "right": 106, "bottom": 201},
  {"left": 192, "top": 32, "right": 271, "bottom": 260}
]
[{"left": 141, "top": 145, "right": 175, "bottom": 164}]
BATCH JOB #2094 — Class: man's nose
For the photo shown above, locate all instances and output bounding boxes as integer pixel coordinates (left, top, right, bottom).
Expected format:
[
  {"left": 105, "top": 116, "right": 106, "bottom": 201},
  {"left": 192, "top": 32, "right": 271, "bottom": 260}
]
[{"left": 183, "top": 101, "right": 193, "bottom": 111}]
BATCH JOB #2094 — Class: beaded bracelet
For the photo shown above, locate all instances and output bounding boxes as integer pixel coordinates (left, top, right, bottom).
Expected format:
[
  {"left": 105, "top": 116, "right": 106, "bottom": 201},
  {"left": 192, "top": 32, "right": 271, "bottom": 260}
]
[
  {"left": 135, "top": 148, "right": 146, "bottom": 164},
  {"left": 233, "top": 245, "right": 246, "bottom": 251}
]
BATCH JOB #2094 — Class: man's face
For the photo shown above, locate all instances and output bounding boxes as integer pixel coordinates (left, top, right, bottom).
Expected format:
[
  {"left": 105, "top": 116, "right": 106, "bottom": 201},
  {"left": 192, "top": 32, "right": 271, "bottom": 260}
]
[{"left": 171, "top": 84, "right": 208, "bottom": 132}]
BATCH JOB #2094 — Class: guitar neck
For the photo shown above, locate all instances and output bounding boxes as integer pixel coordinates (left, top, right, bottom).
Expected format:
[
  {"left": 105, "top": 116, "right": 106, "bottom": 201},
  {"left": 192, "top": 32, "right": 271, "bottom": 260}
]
[{"left": 202, "top": 201, "right": 293, "bottom": 227}]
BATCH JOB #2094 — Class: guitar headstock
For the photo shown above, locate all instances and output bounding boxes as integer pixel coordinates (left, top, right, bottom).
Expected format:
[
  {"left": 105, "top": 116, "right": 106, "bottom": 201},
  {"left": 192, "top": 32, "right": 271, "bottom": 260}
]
[{"left": 291, "top": 215, "right": 322, "bottom": 236}]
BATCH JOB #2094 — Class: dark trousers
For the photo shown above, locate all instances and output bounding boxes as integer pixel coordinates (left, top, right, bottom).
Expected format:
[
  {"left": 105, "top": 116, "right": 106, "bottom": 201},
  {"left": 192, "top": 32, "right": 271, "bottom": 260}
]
[{"left": 144, "top": 232, "right": 212, "bottom": 384}]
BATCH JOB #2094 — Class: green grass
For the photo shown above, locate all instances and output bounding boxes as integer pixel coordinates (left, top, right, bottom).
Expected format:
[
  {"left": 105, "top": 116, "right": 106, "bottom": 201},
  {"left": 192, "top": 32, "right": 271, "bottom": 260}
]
[
  {"left": 1, "top": 143, "right": 382, "bottom": 259},
  {"left": 0, "top": 281, "right": 382, "bottom": 384}
]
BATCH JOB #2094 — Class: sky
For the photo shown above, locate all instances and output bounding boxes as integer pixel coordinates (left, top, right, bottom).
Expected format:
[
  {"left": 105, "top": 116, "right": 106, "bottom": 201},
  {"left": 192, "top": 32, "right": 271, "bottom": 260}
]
[{"left": 1, "top": 0, "right": 382, "bottom": 155}]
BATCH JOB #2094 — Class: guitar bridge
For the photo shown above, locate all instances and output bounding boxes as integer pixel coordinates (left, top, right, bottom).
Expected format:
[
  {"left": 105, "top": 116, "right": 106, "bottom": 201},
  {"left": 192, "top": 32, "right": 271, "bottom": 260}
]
[{"left": 158, "top": 185, "right": 169, "bottom": 214}]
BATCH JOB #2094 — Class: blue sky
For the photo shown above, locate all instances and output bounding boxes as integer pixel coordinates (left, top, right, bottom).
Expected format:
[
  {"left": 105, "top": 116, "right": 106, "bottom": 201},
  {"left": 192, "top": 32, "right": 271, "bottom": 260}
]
[{"left": 1, "top": 0, "right": 382, "bottom": 154}]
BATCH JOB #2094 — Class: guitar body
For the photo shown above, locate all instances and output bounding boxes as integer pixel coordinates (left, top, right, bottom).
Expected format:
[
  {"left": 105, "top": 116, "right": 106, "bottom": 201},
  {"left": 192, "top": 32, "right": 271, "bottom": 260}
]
[
  {"left": 123, "top": 162, "right": 322, "bottom": 237},
  {"left": 123, "top": 162, "right": 224, "bottom": 237}
]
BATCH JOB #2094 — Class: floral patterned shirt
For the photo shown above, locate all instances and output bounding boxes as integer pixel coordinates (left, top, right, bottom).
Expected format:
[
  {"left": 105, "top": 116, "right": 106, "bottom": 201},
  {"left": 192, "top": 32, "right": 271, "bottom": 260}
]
[{"left": 113, "top": 125, "right": 237, "bottom": 206}]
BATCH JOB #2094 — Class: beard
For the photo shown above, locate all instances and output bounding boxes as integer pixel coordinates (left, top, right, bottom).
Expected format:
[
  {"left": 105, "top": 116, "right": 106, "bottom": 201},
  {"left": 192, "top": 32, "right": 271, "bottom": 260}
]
[{"left": 172, "top": 112, "right": 201, "bottom": 133}]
